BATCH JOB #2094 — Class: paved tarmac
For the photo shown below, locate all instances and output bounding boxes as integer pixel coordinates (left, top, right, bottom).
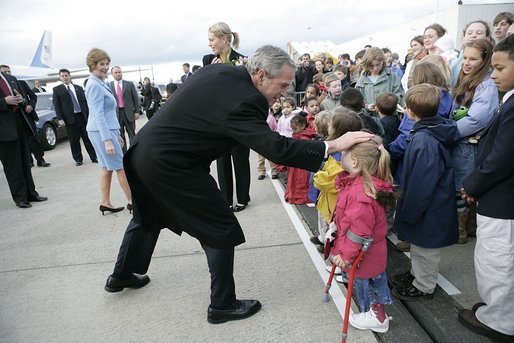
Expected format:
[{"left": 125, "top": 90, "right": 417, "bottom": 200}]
[{"left": 0, "top": 116, "right": 484, "bottom": 343}]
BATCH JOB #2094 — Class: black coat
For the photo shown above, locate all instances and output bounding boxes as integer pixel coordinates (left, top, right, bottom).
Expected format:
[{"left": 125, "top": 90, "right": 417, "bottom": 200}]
[
  {"left": 0, "top": 73, "right": 34, "bottom": 141},
  {"left": 463, "top": 95, "right": 514, "bottom": 219},
  {"left": 52, "top": 83, "right": 89, "bottom": 125},
  {"left": 202, "top": 48, "right": 244, "bottom": 67},
  {"left": 125, "top": 64, "right": 326, "bottom": 248}
]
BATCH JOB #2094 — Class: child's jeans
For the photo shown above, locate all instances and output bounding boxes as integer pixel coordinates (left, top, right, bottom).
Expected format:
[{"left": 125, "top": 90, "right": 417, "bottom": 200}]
[{"left": 353, "top": 272, "right": 393, "bottom": 312}]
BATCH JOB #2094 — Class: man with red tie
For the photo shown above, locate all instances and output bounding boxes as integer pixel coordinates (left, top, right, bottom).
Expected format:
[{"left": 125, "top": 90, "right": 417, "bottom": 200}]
[
  {"left": 0, "top": 68, "right": 48, "bottom": 208},
  {"left": 110, "top": 66, "right": 140, "bottom": 152}
]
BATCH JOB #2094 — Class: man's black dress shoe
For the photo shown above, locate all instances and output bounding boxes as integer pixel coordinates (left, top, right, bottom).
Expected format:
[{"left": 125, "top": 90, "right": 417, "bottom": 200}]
[
  {"left": 37, "top": 160, "right": 51, "bottom": 167},
  {"left": 16, "top": 201, "right": 32, "bottom": 208},
  {"left": 459, "top": 309, "right": 514, "bottom": 341},
  {"left": 28, "top": 196, "right": 48, "bottom": 202},
  {"left": 76, "top": 161, "right": 83, "bottom": 166},
  {"left": 232, "top": 204, "right": 247, "bottom": 212},
  {"left": 207, "top": 299, "right": 261, "bottom": 324},
  {"left": 104, "top": 273, "right": 150, "bottom": 292},
  {"left": 91, "top": 159, "right": 98, "bottom": 163}
]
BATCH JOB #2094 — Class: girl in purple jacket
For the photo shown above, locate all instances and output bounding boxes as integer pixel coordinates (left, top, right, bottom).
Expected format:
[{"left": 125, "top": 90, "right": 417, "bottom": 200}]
[{"left": 331, "top": 137, "right": 395, "bottom": 333}]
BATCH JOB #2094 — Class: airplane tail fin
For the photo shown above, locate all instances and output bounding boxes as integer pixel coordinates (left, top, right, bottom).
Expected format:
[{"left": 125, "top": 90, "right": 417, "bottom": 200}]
[{"left": 30, "top": 31, "right": 52, "bottom": 68}]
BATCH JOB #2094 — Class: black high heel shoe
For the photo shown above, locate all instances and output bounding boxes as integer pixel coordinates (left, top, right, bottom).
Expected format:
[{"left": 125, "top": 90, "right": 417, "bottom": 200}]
[
  {"left": 127, "top": 203, "right": 133, "bottom": 214},
  {"left": 99, "top": 205, "right": 124, "bottom": 215}
]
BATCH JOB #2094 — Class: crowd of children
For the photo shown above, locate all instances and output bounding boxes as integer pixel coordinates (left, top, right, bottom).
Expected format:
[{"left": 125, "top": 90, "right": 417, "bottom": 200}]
[{"left": 257, "top": 15, "right": 513, "bottom": 340}]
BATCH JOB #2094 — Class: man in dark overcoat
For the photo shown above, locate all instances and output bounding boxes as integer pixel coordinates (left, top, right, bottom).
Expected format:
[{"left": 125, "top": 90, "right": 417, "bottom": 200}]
[{"left": 104, "top": 45, "right": 372, "bottom": 324}]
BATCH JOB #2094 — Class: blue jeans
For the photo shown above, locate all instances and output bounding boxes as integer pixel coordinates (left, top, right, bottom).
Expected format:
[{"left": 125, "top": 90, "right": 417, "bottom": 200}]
[
  {"left": 353, "top": 272, "right": 392, "bottom": 312},
  {"left": 451, "top": 141, "right": 477, "bottom": 191}
]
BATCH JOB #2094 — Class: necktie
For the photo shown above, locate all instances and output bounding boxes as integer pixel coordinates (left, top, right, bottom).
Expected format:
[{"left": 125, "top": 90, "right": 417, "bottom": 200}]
[
  {"left": 0, "top": 77, "right": 19, "bottom": 112},
  {"left": 116, "top": 82, "right": 124, "bottom": 108},
  {"left": 67, "top": 85, "right": 81, "bottom": 113}
]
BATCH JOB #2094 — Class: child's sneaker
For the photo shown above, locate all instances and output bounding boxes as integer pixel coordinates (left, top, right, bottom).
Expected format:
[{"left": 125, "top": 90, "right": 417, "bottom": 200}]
[
  {"left": 325, "top": 264, "right": 342, "bottom": 275},
  {"left": 349, "top": 309, "right": 390, "bottom": 333},
  {"left": 335, "top": 273, "right": 348, "bottom": 283},
  {"left": 392, "top": 285, "right": 433, "bottom": 301}
]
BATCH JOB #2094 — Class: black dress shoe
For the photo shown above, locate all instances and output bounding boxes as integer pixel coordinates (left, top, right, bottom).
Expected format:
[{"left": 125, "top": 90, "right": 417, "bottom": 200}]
[
  {"left": 28, "top": 195, "right": 48, "bottom": 202},
  {"left": 232, "top": 204, "right": 247, "bottom": 212},
  {"left": 91, "top": 159, "right": 98, "bottom": 163},
  {"left": 37, "top": 160, "right": 51, "bottom": 167},
  {"left": 458, "top": 309, "right": 514, "bottom": 341},
  {"left": 104, "top": 274, "right": 150, "bottom": 292},
  {"left": 99, "top": 205, "right": 124, "bottom": 215},
  {"left": 207, "top": 299, "right": 261, "bottom": 324},
  {"left": 76, "top": 161, "right": 83, "bottom": 166},
  {"left": 15, "top": 201, "right": 32, "bottom": 208}
]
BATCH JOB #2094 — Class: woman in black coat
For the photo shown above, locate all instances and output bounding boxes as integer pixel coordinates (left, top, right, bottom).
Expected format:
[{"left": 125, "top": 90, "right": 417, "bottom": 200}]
[{"left": 203, "top": 22, "right": 250, "bottom": 212}]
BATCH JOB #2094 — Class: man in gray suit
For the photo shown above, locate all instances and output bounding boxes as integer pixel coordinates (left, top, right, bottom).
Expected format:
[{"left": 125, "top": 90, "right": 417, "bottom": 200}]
[{"left": 110, "top": 66, "right": 140, "bottom": 152}]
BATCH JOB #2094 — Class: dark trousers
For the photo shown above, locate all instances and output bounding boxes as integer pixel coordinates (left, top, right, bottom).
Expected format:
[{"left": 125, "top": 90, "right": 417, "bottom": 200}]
[
  {"left": 29, "top": 135, "right": 45, "bottom": 163},
  {"left": 216, "top": 143, "right": 251, "bottom": 206},
  {"left": 118, "top": 108, "right": 136, "bottom": 153},
  {"left": 65, "top": 113, "right": 96, "bottom": 162},
  {"left": 112, "top": 206, "right": 236, "bottom": 308},
  {"left": 0, "top": 117, "right": 39, "bottom": 203}
]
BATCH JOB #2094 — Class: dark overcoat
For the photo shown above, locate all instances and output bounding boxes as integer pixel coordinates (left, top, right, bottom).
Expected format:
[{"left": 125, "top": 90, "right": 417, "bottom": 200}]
[
  {"left": 394, "top": 116, "right": 460, "bottom": 248},
  {"left": 125, "top": 64, "right": 326, "bottom": 249}
]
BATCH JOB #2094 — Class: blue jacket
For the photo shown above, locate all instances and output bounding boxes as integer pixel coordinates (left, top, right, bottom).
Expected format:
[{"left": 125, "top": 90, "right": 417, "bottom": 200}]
[
  {"left": 85, "top": 74, "right": 120, "bottom": 141},
  {"left": 394, "top": 115, "right": 460, "bottom": 248}
]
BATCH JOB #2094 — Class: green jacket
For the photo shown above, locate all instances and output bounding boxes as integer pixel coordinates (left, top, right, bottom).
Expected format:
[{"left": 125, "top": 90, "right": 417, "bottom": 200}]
[{"left": 355, "top": 70, "right": 405, "bottom": 116}]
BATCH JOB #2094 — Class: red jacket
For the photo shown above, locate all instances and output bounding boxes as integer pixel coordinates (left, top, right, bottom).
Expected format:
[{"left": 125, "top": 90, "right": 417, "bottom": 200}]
[
  {"left": 284, "top": 124, "right": 319, "bottom": 204},
  {"left": 331, "top": 172, "right": 394, "bottom": 278}
]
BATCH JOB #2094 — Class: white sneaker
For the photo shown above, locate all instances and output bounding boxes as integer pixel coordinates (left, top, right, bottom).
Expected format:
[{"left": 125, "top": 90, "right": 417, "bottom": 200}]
[
  {"left": 335, "top": 274, "right": 348, "bottom": 283},
  {"left": 325, "top": 265, "right": 342, "bottom": 275},
  {"left": 349, "top": 309, "right": 390, "bottom": 333}
]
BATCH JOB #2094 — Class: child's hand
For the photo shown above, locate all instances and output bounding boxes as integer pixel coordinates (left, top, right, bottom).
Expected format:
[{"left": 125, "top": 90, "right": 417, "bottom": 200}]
[{"left": 332, "top": 255, "right": 351, "bottom": 269}]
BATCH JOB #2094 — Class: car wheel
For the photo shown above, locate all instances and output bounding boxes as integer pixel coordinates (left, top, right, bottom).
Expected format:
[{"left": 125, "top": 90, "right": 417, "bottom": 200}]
[{"left": 41, "top": 123, "right": 57, "bottom": 150}]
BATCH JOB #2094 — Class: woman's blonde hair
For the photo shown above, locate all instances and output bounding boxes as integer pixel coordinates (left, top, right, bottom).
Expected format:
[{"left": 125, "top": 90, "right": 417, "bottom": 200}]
[
  {"left": 346, "top": 136, "right": 393, "bottom": 198},
  {"left": 208, "top": 22, "right": 240, "bottom": 49},
  {"left": 86, "top": 48, "right": 110, "bottom": 72}
]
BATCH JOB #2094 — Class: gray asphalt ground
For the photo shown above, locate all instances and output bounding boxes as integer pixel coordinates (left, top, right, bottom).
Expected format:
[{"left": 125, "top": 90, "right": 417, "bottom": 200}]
[{"left": 0, "top": 116, "right": 482, "bottom": 343}]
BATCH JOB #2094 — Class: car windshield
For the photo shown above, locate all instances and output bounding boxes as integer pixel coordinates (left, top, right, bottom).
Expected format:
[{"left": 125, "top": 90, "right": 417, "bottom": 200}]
[{"left": 35, "top": 95, "right": 53, "bottom": 110}]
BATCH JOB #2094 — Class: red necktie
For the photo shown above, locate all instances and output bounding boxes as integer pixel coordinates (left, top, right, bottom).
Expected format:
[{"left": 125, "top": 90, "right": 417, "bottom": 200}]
[
  {"left": 0, "top": 77, "right": 19, "bottom": 112},
  {"left": 116, "top": 82, "right": 124, "bottom": 108}
]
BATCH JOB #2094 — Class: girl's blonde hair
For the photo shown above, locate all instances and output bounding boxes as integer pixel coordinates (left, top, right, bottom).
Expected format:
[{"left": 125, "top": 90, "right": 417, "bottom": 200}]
[
  {"left": 314, "top": 110, "right": 332, "bottom": 139},
  {"left": 346, "top": 136, "right": 393, "bottom": 198},
  {"left": 327, "top": 107, "right": 363, "bottom": 140},
  {"left": 208, "top": 22, "right": 240, "bottom": 49}
]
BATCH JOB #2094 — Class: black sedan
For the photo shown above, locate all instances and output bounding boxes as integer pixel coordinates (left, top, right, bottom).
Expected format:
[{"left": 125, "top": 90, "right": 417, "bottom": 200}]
[{"left": 34, "top": 93, "right": 67, "bottom": 150}]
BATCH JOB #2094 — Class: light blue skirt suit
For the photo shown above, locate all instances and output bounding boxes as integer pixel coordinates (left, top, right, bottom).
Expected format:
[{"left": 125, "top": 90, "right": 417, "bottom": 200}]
[{"left": 85, "top": 74, "right": 123, "bottom": 170}]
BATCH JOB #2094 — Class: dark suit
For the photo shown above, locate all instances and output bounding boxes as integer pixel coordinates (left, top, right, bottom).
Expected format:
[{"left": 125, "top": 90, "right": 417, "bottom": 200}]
[
  {"left": 111, "top": 64, "right": 325, "bottom": 308},
  {"left": 110, "top": 80, "right": 140, "bottom": 152},
  {"left": 463, "top": 95, "right": 514, "bottom": 219},
  {"left": 0, "top": 72, "right": 40, "bottom": 203},
  {"left": 18, "top": 81, "right": 45, "bottom": 164},
  {"left": 52, "top": 83, "right": 96, "bottom": 163},
  {"left": 140, "top": 84, "right": 161, "bottom": 120},
  {"left": 203, "top": 49, "right": 251, "bottom": 207},
  {"left": 180, "top": 72, "right": 192, "bottom": 83},
  {"left": 32, "top": 86, "right": 46, "bottom": 93}
]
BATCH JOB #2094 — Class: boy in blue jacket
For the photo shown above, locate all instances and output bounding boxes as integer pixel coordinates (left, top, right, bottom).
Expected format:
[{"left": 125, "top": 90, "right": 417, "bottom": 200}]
[{"left": 390, "top": 83, "right": 459, "bottom": 300}]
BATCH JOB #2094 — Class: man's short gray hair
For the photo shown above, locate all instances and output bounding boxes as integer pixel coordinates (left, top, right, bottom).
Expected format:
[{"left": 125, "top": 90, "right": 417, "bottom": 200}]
[{"left": 246, "top": 45, "right": 295, "bottom": 78}]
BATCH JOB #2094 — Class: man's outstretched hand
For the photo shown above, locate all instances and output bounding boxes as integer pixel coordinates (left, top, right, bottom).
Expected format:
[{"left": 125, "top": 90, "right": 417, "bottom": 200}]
[{"left": 326, "top": 131, "right": 374, "bottom": 154}]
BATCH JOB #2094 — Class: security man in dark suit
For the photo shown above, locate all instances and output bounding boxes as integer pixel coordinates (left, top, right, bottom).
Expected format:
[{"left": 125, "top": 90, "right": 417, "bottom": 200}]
[
  {"left": 31, "top": 80, "right": 46, "bottom": 93},
  {"left": 109, "top": 66, "right": 140, "bottom": 152},
  {"left": 0, "top": 65, "right": 50, "bottom": 167},
  {"left": 52, "top": 68, "right": 97, "bottom": 166},
  {"left": 0, "top": 69, "right": 48, "bottom": 208},
  {"left": 103, "top": 45, "right": 373, "bottom": 324}
]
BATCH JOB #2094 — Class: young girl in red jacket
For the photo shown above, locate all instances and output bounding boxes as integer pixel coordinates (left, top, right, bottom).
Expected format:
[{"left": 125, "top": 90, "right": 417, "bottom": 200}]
[
  {"left": 284, "top": 114, "right": 318, "bottom": 204},
  {"left": 331, "top": 136, "right": 396, "bottom": 333}
]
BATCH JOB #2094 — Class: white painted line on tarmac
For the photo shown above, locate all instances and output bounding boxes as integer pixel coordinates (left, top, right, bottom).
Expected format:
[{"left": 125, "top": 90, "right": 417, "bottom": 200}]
[
  {"left": 268, "top": 174, "right": 354, "bottom": 320},
  {"left": 387, "top": 233, "right": 461, "bottom": 295}
]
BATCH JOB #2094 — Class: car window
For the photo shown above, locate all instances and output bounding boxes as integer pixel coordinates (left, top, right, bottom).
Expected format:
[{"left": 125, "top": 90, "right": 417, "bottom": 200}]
[{"left": 35, "top": 94, "right": 54, "bottom": 111}]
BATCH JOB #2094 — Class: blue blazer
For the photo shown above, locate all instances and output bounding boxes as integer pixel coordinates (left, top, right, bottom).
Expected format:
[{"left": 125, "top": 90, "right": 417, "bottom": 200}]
[{"left": 85, "top": 74, "right": 120, "bottom": 141}]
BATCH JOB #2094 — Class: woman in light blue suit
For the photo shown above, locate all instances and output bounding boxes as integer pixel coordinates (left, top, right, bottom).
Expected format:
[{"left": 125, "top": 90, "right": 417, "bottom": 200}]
[{"left": 85, "top": 48, "right": 132, "bottom": 215}]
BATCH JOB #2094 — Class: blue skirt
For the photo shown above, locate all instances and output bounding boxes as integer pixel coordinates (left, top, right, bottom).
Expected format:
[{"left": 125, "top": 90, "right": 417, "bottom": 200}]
[{"left": 87, "top": 130, "right": 124, "bottom": 171}]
